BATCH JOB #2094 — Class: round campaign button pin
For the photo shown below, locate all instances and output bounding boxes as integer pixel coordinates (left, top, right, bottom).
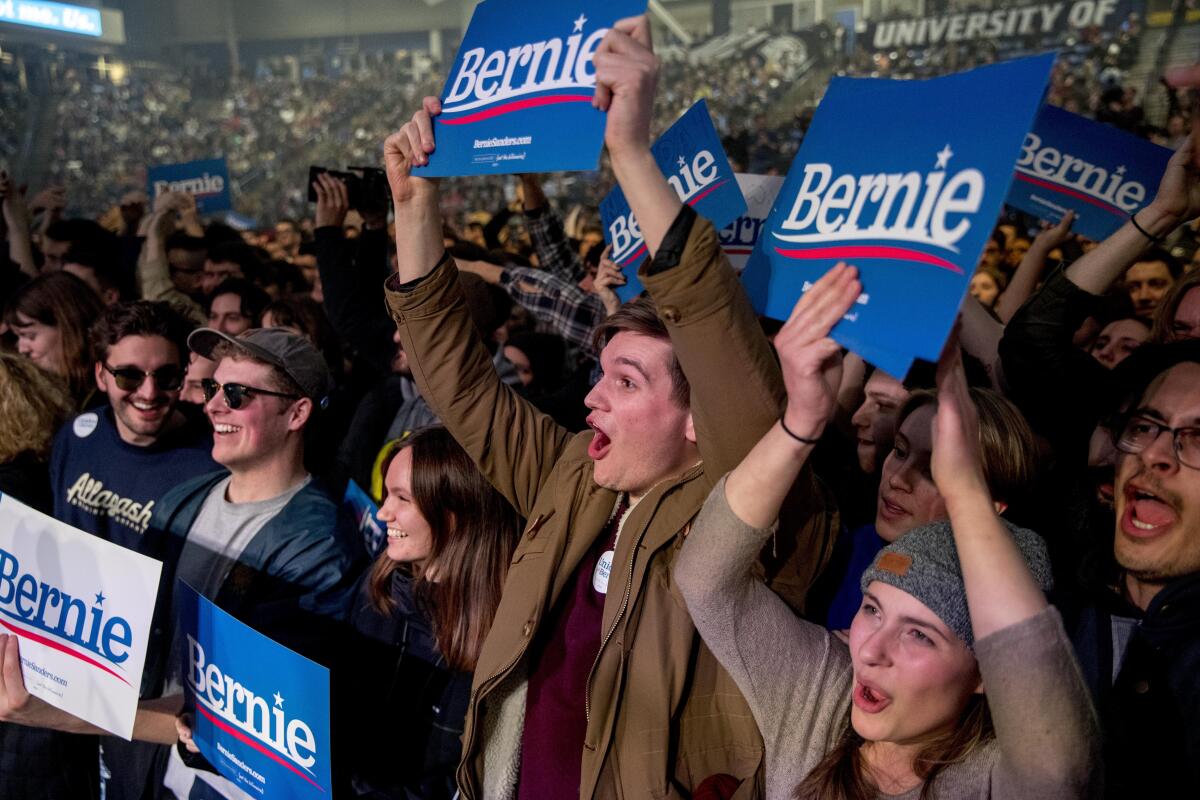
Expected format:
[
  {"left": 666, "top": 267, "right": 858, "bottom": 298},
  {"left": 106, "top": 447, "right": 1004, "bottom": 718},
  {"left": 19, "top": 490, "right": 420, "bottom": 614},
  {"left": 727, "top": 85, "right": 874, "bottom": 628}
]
[
  {"left": 73, "top": 412, "right": 99, "bottom": 438},
  {"left": 593, "top": 550, "right": 614, "bottom": 594}
]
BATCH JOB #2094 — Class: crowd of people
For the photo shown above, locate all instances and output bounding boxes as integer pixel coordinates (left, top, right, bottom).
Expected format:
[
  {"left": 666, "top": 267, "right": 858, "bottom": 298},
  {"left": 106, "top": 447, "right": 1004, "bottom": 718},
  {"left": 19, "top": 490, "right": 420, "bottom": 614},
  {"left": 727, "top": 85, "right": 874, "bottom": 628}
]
[{"left": 0, "top": 7, "right": 1199, "bottom": 800}]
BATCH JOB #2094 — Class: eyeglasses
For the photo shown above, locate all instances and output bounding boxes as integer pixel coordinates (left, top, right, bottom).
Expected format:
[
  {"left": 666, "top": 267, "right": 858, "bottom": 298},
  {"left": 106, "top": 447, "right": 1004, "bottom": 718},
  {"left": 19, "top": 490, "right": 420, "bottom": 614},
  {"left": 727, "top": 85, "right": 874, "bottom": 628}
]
[
  {"left": 102, "top": 363, "right": 184, "bottom": 392},
  {"left": 200, "top": 378, "right": 300, "bottom": 410},
  {"left": 1113, "top": 414, "right": 1200, "bottom": 470}
]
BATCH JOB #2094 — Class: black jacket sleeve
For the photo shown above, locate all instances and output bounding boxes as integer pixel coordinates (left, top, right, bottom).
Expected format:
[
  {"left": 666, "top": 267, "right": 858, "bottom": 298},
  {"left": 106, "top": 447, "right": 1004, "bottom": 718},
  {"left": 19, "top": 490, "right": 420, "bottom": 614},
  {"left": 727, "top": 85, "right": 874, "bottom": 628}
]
[{"left": 315, "top": 226, "right": 396, "bottom": 378}]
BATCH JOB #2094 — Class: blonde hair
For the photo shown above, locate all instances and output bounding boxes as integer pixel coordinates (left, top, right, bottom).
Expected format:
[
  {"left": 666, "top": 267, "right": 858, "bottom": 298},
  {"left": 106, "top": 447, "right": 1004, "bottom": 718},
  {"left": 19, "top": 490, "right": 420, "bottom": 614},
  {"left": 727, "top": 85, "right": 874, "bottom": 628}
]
[{"left": 0, "top": 354, "right": 74, "bottom": 462}]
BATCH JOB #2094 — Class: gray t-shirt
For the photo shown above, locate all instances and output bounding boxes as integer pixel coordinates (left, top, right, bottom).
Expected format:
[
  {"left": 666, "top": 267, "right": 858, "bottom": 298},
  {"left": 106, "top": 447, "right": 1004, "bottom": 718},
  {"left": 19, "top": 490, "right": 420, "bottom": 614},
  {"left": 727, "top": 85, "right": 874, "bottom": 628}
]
[
  {"left": 166, "top": 475, "right": 311, "bottom": 694},
  {"left": 162, "top": 475, "right": 313, "bottom": 800},
  {"left": 176, "top": 474, "right": 311, "bottom": 599}
]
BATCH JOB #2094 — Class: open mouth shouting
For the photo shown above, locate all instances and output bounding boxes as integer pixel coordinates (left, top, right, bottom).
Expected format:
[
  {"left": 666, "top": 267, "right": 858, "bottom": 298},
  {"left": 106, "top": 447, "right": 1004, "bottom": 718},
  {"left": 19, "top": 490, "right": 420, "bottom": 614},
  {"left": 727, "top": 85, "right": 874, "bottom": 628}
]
[
  {"left": 852, "top": 678, "right": 892, "bottom": 714},
  {"left": 587, "top": 416, "right": 613, "bottom": 460},
  {"left": 1121, "top": 481, "right": 1178, "bottom": 538}
]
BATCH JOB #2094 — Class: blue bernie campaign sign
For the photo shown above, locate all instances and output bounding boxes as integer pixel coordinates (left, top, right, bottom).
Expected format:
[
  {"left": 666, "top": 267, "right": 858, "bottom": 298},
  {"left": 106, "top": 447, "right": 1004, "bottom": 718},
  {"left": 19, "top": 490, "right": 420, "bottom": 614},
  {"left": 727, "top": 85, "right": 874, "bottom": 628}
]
[
  {"left": 1007, "top": 103, "right": 1172, "bottom": 242},
  {"left": 177, "top": 581, "right": 332, "bottom": 800},
  {"left": 343, "top": 479, "right": 385, "bottom": 557},
  {"left": 742, "top": 53, "right": 1055, "bottom": 378},
  {"left": 416, "top": 0, "right": 647, "bottom": 177},
  {"left": 147, "top": 158, "right": 232, "bottom": 214},
  {"left": 600, "top": 100, "right": 746, "bottom": 301}
]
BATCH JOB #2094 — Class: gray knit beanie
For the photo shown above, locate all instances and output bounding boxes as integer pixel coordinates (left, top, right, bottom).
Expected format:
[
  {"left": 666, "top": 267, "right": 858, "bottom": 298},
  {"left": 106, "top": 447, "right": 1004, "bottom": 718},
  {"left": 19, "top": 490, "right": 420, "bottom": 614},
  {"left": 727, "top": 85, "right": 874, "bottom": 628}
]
[{"left": 859, "top": 519, "right": 1053, "bottom": 649}]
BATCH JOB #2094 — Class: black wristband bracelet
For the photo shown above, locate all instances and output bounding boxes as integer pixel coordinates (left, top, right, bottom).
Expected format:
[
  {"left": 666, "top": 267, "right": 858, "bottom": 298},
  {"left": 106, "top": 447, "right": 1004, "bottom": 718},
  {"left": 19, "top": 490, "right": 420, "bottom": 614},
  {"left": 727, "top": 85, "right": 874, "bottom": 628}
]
[
  {"left": 1130, "top": 210, "right": 1163, "bottom": 245},
  {"left": 779, "top": 415, "right": 822, "bottom": 445}
]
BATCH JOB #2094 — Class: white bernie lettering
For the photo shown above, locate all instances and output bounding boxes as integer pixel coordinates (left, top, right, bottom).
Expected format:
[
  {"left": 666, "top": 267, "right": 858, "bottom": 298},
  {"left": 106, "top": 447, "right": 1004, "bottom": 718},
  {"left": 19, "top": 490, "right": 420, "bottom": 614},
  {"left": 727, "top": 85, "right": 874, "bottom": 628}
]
[
  {"left": 1016, "top": 132, "right": 1147, "bottom": 211},
  {"left": 776, "top": 158, "right": 984, "bottom": 252},
  {"left": 443, "top": 20, "right": 607, "bottom": 113},
  {"left": 188, "top": 636, "right": 318, "bottom": 771}
]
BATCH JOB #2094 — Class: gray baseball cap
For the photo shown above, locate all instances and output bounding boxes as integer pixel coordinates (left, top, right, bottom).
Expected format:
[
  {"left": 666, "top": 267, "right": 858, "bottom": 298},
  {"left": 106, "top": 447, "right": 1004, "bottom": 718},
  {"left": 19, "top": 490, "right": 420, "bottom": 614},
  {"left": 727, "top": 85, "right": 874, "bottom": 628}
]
[
  {"left": 859, "top": 518, "right": 1052, "bottom": 649},
  {"left": 187, "top": 327, "right": 333, "bottom": 408}
]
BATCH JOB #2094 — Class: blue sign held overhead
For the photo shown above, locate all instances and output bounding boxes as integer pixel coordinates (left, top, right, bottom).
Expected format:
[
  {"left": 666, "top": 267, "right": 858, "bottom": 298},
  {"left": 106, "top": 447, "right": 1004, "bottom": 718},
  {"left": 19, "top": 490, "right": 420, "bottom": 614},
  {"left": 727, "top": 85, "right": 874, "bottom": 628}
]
[
  {"left": 147, "top": 158, "right": 232, "bottom": 214},
  {"left": 600, "top": 100, "right": 746, "bottom": 301},
  {"left": 1007, "top": 103, "right": 1172, "bottom": 242},
  {"left": 177, "top": 581, "right": 332, "bottom": 800},
  {"left": 743, "top": 53, "right": 1055, "bottom": 378},
  {"left": 416, "top": 0, "right": 648, "bottom": 176}
]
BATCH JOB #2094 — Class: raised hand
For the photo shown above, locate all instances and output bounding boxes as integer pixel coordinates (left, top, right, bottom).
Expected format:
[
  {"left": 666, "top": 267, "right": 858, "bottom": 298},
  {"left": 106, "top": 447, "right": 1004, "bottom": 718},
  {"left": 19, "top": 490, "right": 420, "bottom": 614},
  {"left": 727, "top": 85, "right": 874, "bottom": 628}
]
[
  {"left": 930, "top": 326, "right": 988, "bottom": 502},
  {"left": 1147, "top": 129, "right": 1200, "bottom": 227},
  {"left": 312, "top": 172, "right": 349, "bottom": 229},
  {"left": 592, "top": 15, "right": 657, "bottom": 158},
  {"left": 774, "top": 263, "right": 862, "bottom": 441},
  {"left": 383, "top": 96, "right": 442, "bottom": 207},
  {"left": 1035, "top": 209, "right": 1075, "bottom": 250},
  {"left": 28, "top": 185, "right": 66, "bottom": 215},
  {"left": 592, "top": 245, "right": 625, "bottom": 316}
]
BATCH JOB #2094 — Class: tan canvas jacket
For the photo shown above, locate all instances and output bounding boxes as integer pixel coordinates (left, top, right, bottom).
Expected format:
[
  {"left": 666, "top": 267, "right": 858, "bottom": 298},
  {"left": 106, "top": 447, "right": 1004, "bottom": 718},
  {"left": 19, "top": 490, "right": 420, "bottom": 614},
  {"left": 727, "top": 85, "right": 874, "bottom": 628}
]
[{"left": 385, "top": 212, "right": 837, "bottom": 800}]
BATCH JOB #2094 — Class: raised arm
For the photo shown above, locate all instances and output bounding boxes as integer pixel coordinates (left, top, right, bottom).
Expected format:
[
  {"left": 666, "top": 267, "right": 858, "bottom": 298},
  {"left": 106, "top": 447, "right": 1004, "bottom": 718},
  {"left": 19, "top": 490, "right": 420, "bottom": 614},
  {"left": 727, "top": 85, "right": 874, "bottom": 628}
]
[
  {"left": 593, "top": 16, "right": 681, "bottom": 259},
  {"left": 0, "top": 172, "right": 37, "bottom": 278},
  {"left": 675, "top": 265, "right": 862, "bottom": 766},
  {"left": 594, "top": 15, "right": 788, "bottom": 478},
  {"left": 931, "top": 340, "right": 1102, "bottom": 797},
  {"left": 383, "top": 95, "right": 449, "bottom": 285},
  {"left": 520, "top": 173, "right": 588, "bottom": 284},
  {"left": 931, "top": 338, "right": 1047, "bottom": 637},
  {"left": 383, "top": 100, "right": 571, "bottom": 515},
  {"left": 1064, "top": 131, "right": 1200, "bottom": 295},
  {"left": 994, "top": 211, "right": 1074, "bottom": 323}
]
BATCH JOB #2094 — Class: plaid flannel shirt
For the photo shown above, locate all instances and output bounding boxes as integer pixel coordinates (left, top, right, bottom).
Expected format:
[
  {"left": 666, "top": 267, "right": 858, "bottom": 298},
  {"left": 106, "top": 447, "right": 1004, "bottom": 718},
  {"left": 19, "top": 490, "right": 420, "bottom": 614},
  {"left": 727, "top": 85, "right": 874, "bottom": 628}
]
[{"left": 499, "top": 266, "right": 604, "bottom": 357}]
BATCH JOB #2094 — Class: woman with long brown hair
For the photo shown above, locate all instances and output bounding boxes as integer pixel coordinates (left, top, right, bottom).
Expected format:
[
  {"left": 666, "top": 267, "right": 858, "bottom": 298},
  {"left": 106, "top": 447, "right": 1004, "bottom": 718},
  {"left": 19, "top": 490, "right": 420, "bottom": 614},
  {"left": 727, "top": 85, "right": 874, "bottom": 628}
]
[
  {"left": 4, "top": 271, "right": 105, "bottom": 407},
  {"left": 346, "top": 426, "right": 522, "bottom": 799},
  {"left": 676, "top": 265, "right": 1100, "bottom": 799}
]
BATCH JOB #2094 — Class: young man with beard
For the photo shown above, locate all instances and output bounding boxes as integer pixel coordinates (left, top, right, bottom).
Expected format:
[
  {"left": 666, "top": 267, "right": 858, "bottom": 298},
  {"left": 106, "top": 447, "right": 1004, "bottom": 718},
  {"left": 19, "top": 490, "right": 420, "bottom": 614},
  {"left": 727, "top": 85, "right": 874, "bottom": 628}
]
[
  {"left": 50, "top": 300, "right": 216, "bottom": 557},
  {"left": 46, "top": 300, "right": 216, "bottom": 800},
  {"left": 1068, "top": 341, "right": 1200, "bottom": 798},
  {"left": 382, "top": 16, "right": 834, "bottom": 799}
]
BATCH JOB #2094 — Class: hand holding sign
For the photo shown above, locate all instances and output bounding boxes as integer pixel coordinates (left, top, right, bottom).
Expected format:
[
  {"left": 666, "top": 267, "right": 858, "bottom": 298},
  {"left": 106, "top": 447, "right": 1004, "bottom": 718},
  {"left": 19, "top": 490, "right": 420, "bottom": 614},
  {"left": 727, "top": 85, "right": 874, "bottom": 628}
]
[
  {"left": 383, "top": 96, "right": 443, "bottom": 205},
  {"left": 1147, "top": 129, "right": 1200, "bottom": 229},
  {"left": 0, "top": 634, "right": 84, "bottom": 734},
  {"left": 775, "top": 263, "right": 862, "bottom": 442},
  {"left": 593, "top": 15, "right": 657, "bottom": 159}
]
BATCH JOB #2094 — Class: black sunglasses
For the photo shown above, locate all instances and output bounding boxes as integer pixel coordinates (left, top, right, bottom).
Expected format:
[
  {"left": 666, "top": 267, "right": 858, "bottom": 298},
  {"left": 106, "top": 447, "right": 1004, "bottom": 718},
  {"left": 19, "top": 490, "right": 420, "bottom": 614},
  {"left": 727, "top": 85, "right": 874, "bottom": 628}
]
[
  {"left": 103, "top": 363, "right": 184, "bottom": 392},
  {"left": 200, "top": 378, "right": 300, "bottom": 410}
]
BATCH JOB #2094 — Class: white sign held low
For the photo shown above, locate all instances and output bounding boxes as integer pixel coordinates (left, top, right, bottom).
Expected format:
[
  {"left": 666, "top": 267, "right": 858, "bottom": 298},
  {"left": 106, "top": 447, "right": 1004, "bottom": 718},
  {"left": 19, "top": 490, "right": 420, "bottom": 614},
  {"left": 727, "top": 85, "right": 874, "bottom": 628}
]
[{"left": 0, "top": 493, "right": 161, "bottom": 739}]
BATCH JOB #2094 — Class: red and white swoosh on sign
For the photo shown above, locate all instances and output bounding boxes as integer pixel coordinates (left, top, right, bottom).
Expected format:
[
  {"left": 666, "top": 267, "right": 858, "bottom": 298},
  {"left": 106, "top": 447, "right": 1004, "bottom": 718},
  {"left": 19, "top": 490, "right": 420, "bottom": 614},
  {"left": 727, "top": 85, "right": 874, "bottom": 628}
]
[
  {"left": 773, "top": 245, "right": 964, "bottom": 274},
  {"left": 0, "top": 615, "right": 130, "bottom": 686},
  {"left": 195, "top": 702, "right": 326, "bottom": 792},
  {"left": 440, "top": 94, "right": 593, "bottom": 125},
  {"left": 1014, "top": 172, "right": 1125, "bottom": 217}
]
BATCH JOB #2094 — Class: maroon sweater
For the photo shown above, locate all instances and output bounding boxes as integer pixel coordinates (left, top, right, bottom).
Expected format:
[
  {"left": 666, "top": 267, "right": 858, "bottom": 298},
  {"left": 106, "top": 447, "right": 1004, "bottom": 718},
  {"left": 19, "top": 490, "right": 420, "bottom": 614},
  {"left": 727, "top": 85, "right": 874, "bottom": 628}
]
[{"left": 517, "top": 498, "right": 628, "bottom": 799}]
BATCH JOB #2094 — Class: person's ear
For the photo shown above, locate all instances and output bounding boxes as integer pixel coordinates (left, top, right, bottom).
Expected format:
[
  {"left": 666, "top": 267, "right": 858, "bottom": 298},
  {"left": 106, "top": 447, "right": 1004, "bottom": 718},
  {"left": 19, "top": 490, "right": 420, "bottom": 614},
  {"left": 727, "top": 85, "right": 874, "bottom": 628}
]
[
  {"left": 684, "top": 412, "right": 697, "bottom": 445},
  {"left": 993, "top": 500, "right": 1008, "bottom": 515},
  {"left": 94, "top": 362, "right": 108, "bottom": 394},
  {"left": 288, "top": 397, "right": 313, "bottom": 431}
]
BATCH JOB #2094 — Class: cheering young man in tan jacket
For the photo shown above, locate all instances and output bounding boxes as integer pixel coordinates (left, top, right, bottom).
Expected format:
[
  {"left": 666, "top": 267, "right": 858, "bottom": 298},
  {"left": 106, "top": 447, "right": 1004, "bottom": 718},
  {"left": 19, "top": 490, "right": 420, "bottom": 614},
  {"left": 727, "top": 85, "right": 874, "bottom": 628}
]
[{"left": 382, "top": 16, "right": 835, "bottom": 800}]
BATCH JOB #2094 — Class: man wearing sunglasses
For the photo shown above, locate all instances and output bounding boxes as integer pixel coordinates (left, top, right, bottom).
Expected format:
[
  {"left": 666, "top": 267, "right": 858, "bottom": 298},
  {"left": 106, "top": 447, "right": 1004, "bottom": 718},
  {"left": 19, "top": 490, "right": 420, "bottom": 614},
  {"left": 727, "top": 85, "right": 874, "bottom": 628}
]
[
  {"left": 1066, "top": 341, "right": 1200, "bottom": 798},
  {"left": 50, "top": 301, "right": 217, "bottom": 557},
  {"left": 147, "top": 326, "right": 363, "bottom": 800},
  {"left": 47, "top": 300, "right": 219, "bottom": 800}
]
